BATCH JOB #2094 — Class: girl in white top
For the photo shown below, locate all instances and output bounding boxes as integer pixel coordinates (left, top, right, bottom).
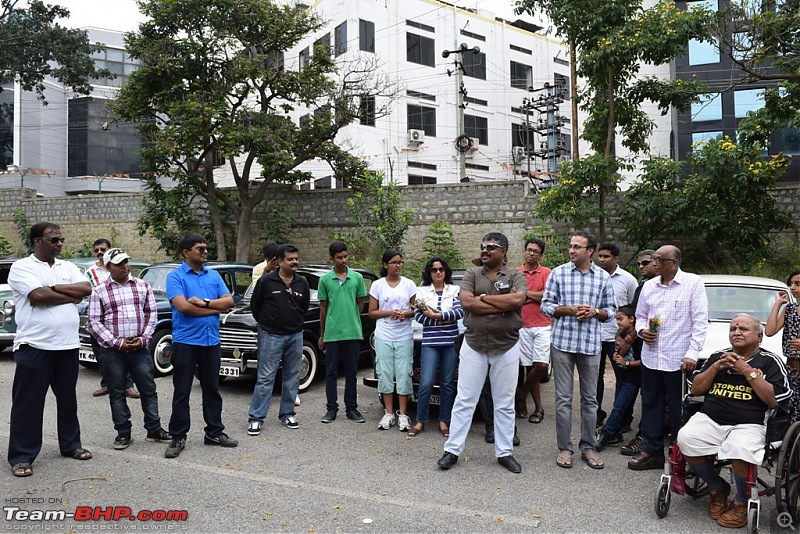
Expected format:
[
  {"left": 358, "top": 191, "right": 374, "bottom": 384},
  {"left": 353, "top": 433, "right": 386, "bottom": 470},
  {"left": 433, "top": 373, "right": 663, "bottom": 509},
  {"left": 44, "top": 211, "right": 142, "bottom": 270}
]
[{"left": 369, "top": 249, "right": 416, "bottom": 432}]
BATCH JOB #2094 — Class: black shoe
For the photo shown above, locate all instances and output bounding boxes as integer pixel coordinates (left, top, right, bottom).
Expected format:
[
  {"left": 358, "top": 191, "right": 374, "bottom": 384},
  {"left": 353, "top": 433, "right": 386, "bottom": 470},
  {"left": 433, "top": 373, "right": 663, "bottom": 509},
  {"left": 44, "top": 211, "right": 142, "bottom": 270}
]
[
  {"left": 513, "top": 427, "right": 520, "bottom": 447},
  {"left": 346, "top": 409, "right": 365, "bottom": 423},
  {"left": 627, "top": 452, "right": 665, "bottom": 471},
  {"left": 620, "top": 435, "right": 644, "bottom": 456},
  {"left": 146, "top": 428, "right": 172, "bottom": 443},
  {"left": 204, "top": 432, "right": 238, "bottom": 448},
  {"left": 164, "top": 438, "right": 185, "bottom": 459},
  {"left": 485, "top": 431, "right": 495, "bottom": 444},
  {"left": 498, "top": 455, "right": 522, "bottom": 474},
  {"left": 437, "top": 452, "right": 459, "bottom": 470},
  {"left": 113, "top": 433, "right": 132, "bottom": 450},
  {"left": 321, "top": 410, "right": 337, "bottom": 423}
]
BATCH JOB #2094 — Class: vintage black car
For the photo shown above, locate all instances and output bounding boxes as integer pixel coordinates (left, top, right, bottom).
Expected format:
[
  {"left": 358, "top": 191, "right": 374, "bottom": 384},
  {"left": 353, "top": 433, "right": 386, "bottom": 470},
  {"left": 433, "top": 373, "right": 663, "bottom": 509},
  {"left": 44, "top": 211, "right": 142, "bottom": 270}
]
[
  {"left": 78, "top": 261, "right": 253, "bottom": 375},
  {"left": 218, "top": 265, "right": 377, "bottom": 391}
]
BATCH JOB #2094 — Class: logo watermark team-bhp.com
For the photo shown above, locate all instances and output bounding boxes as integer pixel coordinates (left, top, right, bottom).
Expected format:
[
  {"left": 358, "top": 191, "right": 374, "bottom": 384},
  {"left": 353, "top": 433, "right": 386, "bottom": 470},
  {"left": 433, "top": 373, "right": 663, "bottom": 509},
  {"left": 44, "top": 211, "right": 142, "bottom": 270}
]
[{"left": 4, "top": 498, "right": 189, "bottom": 531}]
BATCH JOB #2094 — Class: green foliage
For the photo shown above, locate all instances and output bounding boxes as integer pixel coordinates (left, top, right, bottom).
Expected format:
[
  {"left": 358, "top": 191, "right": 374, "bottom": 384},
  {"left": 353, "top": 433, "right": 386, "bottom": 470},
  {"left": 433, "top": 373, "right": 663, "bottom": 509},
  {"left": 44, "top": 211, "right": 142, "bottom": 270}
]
[
  {"left": 331, "top": 171, "right": 414, "bottom": 268},
  {"left": 422, "top": 221, "right": 463, "bottom": 268},
  {"left": 260, "top": 201, "right": 295, "bottom": 245},
  {"left": 13, "top": 209, "right": 31, "bottom": 255},
  {"left": 0, "top": 0, "right": 110, "bottom": 104},
  {"left": 618, "top": 136, "right": 795, "bottom": 271},
  {"left": 136, "top": 179, "right": 203, "bottom": 259},
  {"left": 114, "top": 0, "right": 399, "bottom": 262},
  {"left": 524, "top": 225, "right": 569, "bottom": 268},
  {"left": 0, "top": 235, "right": 11, "bottom": 257}
]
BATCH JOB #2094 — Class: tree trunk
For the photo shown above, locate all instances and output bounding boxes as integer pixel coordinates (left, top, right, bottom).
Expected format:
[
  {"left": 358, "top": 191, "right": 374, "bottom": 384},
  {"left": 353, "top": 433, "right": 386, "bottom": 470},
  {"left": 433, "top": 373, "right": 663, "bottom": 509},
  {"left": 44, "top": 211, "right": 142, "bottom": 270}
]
[
  {"left": 599, "top": 70, "right": 617, "bottom": 243},
  {"left": 235, "top": 200, "right": 254, "bottom": 263},
  {"left": 570, "top": 41, "right": 579, "bottom": 161},
  {"left": 204, "top": 151, "right": 227, "bottom": 260}
]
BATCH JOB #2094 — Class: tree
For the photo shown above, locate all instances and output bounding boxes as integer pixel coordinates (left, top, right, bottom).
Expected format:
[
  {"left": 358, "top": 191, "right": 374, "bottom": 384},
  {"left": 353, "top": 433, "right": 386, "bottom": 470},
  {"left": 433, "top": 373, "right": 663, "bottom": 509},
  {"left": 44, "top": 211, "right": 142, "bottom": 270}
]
[
  {"left": 0, "top": 0, "right": 108, "bottom": 104},
  {"left": 516, "top": 0, "right": 711, "bottom": 239},
  {"left": 422, "top": 221, "right": 463, "bottom": 269},
  {"left": 618, "top": 136, "right": 794, "bottom": 271},
  {"left": 114, "top": 0, "right": 399, "bottom": 261}
]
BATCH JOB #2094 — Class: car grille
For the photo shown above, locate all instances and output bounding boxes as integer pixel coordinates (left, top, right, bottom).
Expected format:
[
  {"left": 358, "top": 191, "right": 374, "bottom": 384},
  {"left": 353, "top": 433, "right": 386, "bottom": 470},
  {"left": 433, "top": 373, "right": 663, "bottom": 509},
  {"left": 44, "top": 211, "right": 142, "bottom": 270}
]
[{"left": 219, "top": 327, "right": 258, "bottom": 352}]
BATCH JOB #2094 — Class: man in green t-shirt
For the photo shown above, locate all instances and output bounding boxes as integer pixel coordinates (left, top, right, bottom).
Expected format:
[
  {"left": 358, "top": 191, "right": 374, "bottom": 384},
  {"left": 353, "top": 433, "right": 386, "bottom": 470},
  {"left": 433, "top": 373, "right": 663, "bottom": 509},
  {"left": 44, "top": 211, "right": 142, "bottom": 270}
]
[{"left": 317, "top": 241, "right": 368, "bottom": 424}]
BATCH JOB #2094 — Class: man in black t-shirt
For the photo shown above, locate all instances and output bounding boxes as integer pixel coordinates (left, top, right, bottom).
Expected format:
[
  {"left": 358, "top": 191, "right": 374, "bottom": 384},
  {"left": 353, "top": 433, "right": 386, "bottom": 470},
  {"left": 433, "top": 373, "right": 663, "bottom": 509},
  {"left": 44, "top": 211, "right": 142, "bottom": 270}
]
[{"left": 676, "top": 314, "right": 792, "bottom": 528}]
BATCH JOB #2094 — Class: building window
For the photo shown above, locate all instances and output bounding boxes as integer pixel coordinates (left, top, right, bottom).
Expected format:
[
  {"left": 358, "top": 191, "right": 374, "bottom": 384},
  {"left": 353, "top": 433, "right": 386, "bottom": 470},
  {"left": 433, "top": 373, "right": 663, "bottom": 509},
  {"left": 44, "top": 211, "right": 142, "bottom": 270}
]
[
  {"left": 359, "top": 20, "right": 375, "bottom": 52},
  {"left": 512, "top": 123, "right": 535, "bottom": 149},
  {"left": 299, "top": 47, "right": 309, "bottom": 71},
  {"left": 510, "top": 44, "right": 532, "bottom": 55},
  {"left": 334, "top": 22, "right": 347, "bottom": 56},
  {"left": 407, "top": 33, "right": 435, "bottom": 67},
  {"left": 408, "top": 161, "right": 437, "bottom": 171},
  {"left": 0, "top": 88, "right": 13, "bottom": 170},
  {"left": 510, "top": 61, "right": 532, "bottom": 90},
  {"left": 314, "top": 33, "right": 331, "bottom": 57},
  {"left": 464, "top": 114, "right": 488, "bottom": 145},
  {"left": 407, "top": 89, "right": 436, "bottom": 102},
  {"left": 734, "top": 88, "right": 765, "bottom": 118},
  {"left": 688, "top": 37, "right": 719, "bottom": 65},
  {"left": 464, "top": 96, "right": 487, "bottom": 106},
  {"left": 460, "top": 29, "right": 485, "bottom": 42},
  {"left": 407, "top": 104, "right": 436, "bottom": 136},
  {"left": 691, "top": 93, "right": 722, "bottom": 122},
  {"left": 692, "top": 131, "right": 724, "bottom": 147},
  {"left": 554, "top": 73, "right": 570, "bottom": 99},
  {"left": 406, "top": 20, "right": 435, "bottom": 33},
  {"left": 359, "top": 95, "right": 376, "bottom": 126},
  {"left": 408, "top": 174, "right": 437, "bottom": 185},
  {"left": 780, "top": 127, "right": 800, "bottom": 155},
  {"left": 463, "top": 52, "right": 486, "bottom": 80}
]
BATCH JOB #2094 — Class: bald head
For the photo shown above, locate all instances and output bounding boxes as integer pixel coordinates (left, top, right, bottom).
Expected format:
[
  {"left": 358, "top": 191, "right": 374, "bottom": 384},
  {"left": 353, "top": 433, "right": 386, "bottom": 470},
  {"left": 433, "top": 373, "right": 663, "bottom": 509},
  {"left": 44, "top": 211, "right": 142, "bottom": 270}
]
[{"left": 656, "top": 245, "right": 681, "bottom": 264}]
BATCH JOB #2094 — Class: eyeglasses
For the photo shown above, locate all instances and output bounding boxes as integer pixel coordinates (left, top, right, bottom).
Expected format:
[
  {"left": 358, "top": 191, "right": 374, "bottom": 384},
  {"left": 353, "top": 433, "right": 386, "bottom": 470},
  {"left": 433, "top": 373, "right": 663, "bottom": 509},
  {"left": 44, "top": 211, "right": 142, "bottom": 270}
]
[
  {"left": 430, "top": 267, "right": 445, "bottom": 273},
  {"left": 637, "top": 260, "right": 652, "bottom": 266},
  {"left": 480, "top": 243, "right": 504, "bottom": 251},
  {"left": 525, "top": 249, "right": 542, "bottom": 255},
  {"left": 653, "top": 257, "right": 675, "bottom": 263},
  {"left": 567, "top": 244, "right": 588, "bottom": 250},
  {"left": 94, "top": 247, "right": 108, "bottom": 254},
  {"left": 194, "top": 246, "right": 209, "bottom": 253},
  {"left": 387, "top": 260, "right": 404, "bottom": 266},
  {"left": 44, "top": 237, "right": 65, "bottom": 244}
]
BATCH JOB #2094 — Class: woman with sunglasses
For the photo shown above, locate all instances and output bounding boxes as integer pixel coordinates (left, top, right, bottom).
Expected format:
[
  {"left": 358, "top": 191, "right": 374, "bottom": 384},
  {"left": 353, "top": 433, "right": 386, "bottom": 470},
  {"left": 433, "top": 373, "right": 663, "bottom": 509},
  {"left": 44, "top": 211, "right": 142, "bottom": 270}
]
[
  {"left": 369, "top": 249, "right": 417, "bottom": 432},
  {"left": 766, "top": 269, "right": 800, "bottom": 420},
  {"left": 409, "top": 257, "right": 464, "bottom": 437}
]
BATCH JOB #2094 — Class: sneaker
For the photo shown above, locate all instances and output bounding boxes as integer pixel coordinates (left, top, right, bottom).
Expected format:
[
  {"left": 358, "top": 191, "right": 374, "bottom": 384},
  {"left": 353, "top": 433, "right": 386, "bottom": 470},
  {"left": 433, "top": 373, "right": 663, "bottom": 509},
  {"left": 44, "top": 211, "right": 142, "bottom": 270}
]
[
  {"left": 295, "top": 395, "right": 301, "bottom": 407},
  {"left": 113, "top": 433, "right": 132, "bottom": 450},
  {"left": 620, "top": 435, "right": 644, "bottom": 456},
  {"left": 397, "top": 412, "right": 411, "bottom": 432},
  {"left": 146, "top": 428, "right": 172, "bottom": 443},
  {"left": 282, "top": 416, "right": 299, "bottom": 429},
  {"left": 346, "top": 409, "right": 365, "bottom": 423},
  {"left": 204, "top": 432, "right": 238, "bottom": 447},
  {"left": 247, "top": 421, "right": 262, "bottom": 436},
  {"left": 321, "top": 410, "right": 337, "bottom": 423},
  {"left": 595, "top": 431, "right": 609, "bottom": 452},
  {"left": 378, "top": 411, "right": 396, "bottom": 430},
  {"left": 164, "top": 438, "right": 185, "bottom": 458}
]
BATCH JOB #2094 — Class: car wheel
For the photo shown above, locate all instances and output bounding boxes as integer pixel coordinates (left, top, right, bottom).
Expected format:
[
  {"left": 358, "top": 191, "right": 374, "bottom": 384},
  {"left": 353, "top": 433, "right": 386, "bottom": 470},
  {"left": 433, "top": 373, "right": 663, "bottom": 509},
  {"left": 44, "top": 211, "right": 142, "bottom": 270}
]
[
  {"left": 299, "top": 339, "right": 319, "bottom": 393},
  {"left": 150, "top": 328, "right": 174, "bottom": 376}
]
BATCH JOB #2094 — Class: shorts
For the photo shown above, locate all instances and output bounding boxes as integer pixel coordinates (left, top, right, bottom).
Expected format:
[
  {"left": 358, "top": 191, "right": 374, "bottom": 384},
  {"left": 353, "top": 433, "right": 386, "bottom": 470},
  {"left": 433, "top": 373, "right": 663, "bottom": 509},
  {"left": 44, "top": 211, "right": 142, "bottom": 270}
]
[
  {"left": 518, "top": 326, "right": 551, "bottom": 366},
  {"left": 374, "top": 338, "right": 413, "bottom": 395},
  {"left": 676, "top": 411, "right": 766, "bottom": 465}
]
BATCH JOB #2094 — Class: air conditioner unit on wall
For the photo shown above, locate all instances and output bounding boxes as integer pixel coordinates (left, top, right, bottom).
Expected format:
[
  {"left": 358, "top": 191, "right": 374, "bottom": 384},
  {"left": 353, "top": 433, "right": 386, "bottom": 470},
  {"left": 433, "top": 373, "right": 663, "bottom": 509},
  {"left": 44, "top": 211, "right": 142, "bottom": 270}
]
[
  {"left": 469, "top": 138, "right": 480, "bottom": 151},
  {"left": 408, "top": 129, "right": 426, "bottom": 144},
  {"left": 512, "top": 146, "right": 526, "bottom": 158}
]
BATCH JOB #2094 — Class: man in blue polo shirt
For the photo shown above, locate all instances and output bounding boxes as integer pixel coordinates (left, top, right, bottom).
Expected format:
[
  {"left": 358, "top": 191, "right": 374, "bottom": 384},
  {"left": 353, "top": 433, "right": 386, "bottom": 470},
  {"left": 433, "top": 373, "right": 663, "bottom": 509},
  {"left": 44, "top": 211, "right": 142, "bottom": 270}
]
[{"left": 164, "top": 233, "right": 237, "bottom": 458}]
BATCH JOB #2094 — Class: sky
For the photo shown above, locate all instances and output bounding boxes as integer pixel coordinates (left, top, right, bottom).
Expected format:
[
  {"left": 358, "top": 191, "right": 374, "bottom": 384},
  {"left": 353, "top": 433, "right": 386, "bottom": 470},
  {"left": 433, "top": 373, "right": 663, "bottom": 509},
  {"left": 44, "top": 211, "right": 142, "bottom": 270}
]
[{"left": 53, "top": 0, "right": 529, "bottom": 33}]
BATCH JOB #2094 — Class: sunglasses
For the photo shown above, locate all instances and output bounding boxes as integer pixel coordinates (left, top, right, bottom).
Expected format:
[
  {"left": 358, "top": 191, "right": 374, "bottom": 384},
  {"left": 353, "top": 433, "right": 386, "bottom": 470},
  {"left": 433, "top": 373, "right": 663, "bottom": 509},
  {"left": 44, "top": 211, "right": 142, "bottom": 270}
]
[
  {"left": 43, "top": 237, "right": 65, "bottom": 244},
  {"left": 194, "top": 246, "right": 209, "bottom": 253},
  {"left": 480, "top": 243, "right": 503, "bottom": 251},
  {"left": 94, "top": 247, "right": 108, "bottom": 254},
  {"left": 637, "top": 260, "right": 652, "bottom": 266},
  {"left": 430, "top": 267, "right": 445, "bottom": 273}
]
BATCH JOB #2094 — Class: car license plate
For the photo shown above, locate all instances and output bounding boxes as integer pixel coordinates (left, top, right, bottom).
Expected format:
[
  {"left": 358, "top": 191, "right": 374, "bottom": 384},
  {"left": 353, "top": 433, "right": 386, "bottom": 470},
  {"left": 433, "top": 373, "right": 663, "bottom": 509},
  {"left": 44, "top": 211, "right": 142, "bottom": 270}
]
[
  {"left": 430, "top": 394, "right": 440, "bottom": 406},
  {"left": 78, "top": 348, "right": 96, "bottom": 362},
  {"left": 219, "top": 366, "right": 240, "bottom": 377}
]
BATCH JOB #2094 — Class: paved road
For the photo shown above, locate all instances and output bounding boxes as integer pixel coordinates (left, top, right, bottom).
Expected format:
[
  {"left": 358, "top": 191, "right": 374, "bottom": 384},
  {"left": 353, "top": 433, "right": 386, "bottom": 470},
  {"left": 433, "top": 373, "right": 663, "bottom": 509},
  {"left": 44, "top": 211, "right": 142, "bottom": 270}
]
[{"left": 0, "top": 348, "right": 790, "bottom": 533}]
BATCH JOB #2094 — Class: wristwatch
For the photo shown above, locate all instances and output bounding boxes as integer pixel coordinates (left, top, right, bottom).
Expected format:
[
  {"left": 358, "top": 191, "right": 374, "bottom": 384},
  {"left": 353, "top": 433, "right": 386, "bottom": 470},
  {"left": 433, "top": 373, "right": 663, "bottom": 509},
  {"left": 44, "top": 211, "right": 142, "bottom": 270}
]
[
  {"left": 49, "top": 284, "right": 57, "bottom": 292},
  {"left": 625, "top": 360, "right": 630, "bottom": 367},
  {"left": 747, "top": 369, "right": 763, "bottom": 381},
  {"left": 595, "top": 308, "right": 601, "bottom": 318},
  {"left": 203, "top": 298, "right": 211, "bottom": 308}
]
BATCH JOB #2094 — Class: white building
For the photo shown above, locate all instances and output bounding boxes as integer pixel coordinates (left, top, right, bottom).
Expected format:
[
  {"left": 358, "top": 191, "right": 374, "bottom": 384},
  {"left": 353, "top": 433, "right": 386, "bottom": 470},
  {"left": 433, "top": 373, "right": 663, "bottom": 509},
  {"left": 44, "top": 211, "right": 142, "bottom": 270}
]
[{"left": 288, "top": 0, "right": 572, "bottom": 188}]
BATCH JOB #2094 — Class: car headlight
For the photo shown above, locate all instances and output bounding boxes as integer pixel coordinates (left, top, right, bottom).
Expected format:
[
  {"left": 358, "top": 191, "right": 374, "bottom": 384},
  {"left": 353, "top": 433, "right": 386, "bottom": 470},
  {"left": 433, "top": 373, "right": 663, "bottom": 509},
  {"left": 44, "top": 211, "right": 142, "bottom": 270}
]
[{"left": 2, "top": 300, "right": 12, "bottom": 315}]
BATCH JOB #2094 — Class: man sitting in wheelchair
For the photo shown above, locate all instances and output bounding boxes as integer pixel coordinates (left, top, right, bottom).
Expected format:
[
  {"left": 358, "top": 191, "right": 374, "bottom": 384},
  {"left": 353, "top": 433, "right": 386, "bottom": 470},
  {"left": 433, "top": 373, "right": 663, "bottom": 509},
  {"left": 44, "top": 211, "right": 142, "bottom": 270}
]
[{"left": 676, "top": 313, "right": 792, "bottom": 528}]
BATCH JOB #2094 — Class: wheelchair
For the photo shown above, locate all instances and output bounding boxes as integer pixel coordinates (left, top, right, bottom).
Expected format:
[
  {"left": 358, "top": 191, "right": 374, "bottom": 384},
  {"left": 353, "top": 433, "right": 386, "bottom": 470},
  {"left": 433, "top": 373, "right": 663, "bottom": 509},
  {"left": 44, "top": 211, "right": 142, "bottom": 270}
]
[{"left": 653, "top": 393, "right": 800, "bottom": 533}]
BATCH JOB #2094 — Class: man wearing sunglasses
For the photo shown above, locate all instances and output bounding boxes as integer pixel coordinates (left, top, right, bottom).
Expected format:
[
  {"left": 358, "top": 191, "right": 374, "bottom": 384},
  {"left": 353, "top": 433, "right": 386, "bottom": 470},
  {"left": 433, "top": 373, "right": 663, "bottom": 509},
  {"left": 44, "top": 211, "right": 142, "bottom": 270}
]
[
  {"left": 8, "top": 222, "right": 93, "bottom": 477},
  {"left": 437, "top": 232, "right": 527, "bottom": 474},
  {"left": 163, "top": 233, "right": 237, "bottom": 458}
]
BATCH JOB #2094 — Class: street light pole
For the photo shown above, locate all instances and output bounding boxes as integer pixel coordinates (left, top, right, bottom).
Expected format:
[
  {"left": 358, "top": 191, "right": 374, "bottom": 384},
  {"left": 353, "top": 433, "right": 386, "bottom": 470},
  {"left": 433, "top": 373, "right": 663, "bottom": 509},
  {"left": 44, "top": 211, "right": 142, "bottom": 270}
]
[{"left": 442, "top": 43, "right": 480, "bottom": 183}]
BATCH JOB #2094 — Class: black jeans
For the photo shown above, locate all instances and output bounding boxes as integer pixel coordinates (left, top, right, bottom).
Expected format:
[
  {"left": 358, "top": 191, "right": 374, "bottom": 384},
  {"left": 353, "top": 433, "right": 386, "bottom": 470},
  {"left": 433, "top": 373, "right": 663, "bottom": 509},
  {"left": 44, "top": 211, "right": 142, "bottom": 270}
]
[
  {"left": 168, "top": 342, "right": 224, "bottom": 439},
  {"left": 324, "top": 340, "right": 360, "bottom": 412},
  {"left": 640, "top": 365, "right": 684, "bottom": 457}
]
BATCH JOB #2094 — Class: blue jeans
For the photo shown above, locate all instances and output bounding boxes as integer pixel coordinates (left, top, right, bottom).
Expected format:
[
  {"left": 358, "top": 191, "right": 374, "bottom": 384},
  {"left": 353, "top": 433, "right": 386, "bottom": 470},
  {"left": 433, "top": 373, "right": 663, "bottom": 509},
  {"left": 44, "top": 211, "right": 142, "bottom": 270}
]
[
  {"left": 324, "top": 339, "right": 360, "bottom": 412},
  {"left": 416, "top": 344, "right": 457, "bottom": 424},
  {"left": 248, "top": 328, "right": 302, "bottom": 423},
  {"left": 600, "top": 380, "right": 639, "bottom": 439},
  {"left": 102, "top": 347, "right": 162, "bottom": 433}
]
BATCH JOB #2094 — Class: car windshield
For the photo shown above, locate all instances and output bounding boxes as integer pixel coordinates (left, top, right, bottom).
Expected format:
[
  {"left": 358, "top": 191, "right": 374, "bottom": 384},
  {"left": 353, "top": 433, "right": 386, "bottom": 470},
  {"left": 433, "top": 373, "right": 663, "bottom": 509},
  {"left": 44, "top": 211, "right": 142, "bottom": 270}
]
[
  {"left": 705, "top": 285, "right": 782, "bottom": 324},
  {"left": 140, "top": 267, "right": 173, "bottom": 292}
]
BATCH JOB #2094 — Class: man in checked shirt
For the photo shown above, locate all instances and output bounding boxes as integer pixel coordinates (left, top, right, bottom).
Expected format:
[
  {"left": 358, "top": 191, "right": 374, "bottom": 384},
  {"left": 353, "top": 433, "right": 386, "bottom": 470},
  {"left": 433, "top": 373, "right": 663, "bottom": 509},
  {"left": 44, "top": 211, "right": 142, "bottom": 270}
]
[{"left": 87, "top": 248, "right": 171, "bottom": 450}]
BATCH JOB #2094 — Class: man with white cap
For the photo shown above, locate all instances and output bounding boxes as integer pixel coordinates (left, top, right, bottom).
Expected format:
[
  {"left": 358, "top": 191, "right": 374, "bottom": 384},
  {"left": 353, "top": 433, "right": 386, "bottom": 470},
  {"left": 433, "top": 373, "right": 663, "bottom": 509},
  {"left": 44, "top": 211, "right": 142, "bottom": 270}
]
[{"left": 87, "top": 248, "right": 171, "bottom": 450}]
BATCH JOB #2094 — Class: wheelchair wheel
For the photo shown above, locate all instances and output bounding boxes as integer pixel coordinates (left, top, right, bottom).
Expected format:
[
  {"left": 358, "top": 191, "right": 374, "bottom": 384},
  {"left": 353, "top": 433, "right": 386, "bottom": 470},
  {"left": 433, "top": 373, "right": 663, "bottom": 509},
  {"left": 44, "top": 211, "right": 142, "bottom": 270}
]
[
  {"left": 775, "top": 421, "right": 800, "bottom": 519},
  {"left": 654, "top": 481, "right": 671, "bottom": 518},
  {"left": 747, "top": 506, "right": 758, "bottom": 534},
  {"left": 685, "top": 469, "right": 710, "bottom": 497}
]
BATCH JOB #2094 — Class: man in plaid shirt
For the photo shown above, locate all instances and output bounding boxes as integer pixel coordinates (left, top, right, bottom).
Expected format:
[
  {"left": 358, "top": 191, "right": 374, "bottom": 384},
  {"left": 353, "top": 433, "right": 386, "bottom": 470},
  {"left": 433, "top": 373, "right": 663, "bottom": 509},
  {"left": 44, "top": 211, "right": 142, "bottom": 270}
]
[{"left": 87, "top": 248, "right": 171, "bottom": 450}]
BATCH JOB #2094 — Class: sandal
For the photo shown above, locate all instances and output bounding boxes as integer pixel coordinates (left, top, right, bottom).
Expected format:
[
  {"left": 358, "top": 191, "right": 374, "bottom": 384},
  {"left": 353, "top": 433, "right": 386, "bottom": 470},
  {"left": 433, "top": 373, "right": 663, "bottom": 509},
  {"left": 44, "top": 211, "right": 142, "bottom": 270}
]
[
  {"left": 408, "top": 424, "right": 424, "bottom": 437},
  {"left": 12, "top": 463, "right": 33, "bottom": 477},
  {"left": 581, "top": 451, "right": 604, "bottom": 470},
  {"left": 556, "top": 450, "right": 573, "bottom": 469},
  {"left": 439, "top": 424, "right": 450, "bottom": 438},
  {"left": 528, "top": 409, "right": 544, "bottom": 424},
  {"left": 63, "top": 448, "right": 93, "bottom": 460}
]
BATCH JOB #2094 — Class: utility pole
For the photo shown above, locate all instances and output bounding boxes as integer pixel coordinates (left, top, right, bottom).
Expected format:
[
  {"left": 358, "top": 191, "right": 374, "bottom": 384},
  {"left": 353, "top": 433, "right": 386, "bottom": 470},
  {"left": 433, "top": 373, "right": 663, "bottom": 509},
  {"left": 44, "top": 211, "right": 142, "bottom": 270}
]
[{"left": 442, "top": 43, "right": 480, "bottom": 183}]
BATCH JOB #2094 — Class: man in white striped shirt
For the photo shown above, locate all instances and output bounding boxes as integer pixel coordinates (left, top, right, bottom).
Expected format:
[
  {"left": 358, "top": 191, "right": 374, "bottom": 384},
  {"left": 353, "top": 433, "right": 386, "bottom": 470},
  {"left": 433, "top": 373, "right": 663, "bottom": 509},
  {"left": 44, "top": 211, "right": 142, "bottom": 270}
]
[{"left": 628, "top": 245, "right": 708, "bottom": 470}]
